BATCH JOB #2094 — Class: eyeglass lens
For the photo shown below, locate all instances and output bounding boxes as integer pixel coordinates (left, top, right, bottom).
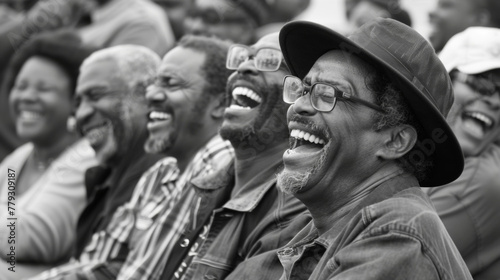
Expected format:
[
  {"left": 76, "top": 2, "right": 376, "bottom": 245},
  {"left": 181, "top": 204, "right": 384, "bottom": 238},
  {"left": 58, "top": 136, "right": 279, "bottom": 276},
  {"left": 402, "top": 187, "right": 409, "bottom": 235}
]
[{"left": 227, "top": 46, "right": 282, "bottom": 71}]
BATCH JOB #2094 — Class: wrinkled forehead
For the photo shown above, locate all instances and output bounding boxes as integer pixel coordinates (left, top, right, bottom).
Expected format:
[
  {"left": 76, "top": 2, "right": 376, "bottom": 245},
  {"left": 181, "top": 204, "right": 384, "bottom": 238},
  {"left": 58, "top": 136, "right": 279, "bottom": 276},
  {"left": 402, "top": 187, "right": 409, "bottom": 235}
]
[{"left": 306, "top": 50, "right": 374, "bottom": 81}]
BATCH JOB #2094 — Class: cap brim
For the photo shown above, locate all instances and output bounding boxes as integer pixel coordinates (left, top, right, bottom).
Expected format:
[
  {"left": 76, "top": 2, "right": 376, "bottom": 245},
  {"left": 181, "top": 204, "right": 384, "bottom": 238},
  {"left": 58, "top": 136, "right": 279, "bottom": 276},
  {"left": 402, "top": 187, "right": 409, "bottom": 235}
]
[{"left": 280, "top": 21, "right": 464, "bottom": 187}]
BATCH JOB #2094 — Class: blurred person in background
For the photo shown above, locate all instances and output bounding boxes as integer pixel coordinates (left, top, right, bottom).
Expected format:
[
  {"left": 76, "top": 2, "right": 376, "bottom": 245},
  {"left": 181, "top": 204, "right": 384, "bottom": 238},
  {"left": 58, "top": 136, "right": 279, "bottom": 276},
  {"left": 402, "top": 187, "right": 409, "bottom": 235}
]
[
  {"left": 152, "top": 0, "right": 194, "bottom": 40},
  {"left": 347, "top": 0, "right": 411, "bottom": 30},
  {"left": 255, "top": 0, "right": 311, "bottom": 39},
  {"left": 0, "top": 0, "right": 94, "bottom": 162},
  {"left": 183, "top": 0, "right": 273, "bottom": 44},
  {"left": 0, "top": 31, "right": 97, "bottom": 265},
  {"left": 69, "top": 45, "right": 164, "bottom": 267},
  {"left": 344, "top": 0, "right": 360, "bottom": 19},
  {"left": 77, "top": 0, "right": 175, "bottom": 56},
  {"left": 429, "top": 0, "right": 500, "bottom": 53},
  {"left": 424, "top": 27, "right": 500, "bottom": 279}
]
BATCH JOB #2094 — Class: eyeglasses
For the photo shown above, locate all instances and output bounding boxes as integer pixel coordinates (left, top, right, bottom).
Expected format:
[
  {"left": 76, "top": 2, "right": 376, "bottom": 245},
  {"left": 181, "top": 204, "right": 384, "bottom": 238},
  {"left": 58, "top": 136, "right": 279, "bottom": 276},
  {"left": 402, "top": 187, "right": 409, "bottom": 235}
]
[
  {"left": 283, "top": 75, "right": 386, "bottom": 113},
  {"left": 226, "top": 44, "right": 286, "bottom": 72},
  {"left": 452, "top": 71, "right": 500, "bottom": 97}
]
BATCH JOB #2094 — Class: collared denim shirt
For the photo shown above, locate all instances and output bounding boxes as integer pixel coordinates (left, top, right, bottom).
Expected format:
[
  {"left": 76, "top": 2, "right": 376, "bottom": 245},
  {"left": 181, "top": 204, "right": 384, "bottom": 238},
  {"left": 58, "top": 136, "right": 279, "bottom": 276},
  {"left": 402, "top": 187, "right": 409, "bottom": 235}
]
[
  {"left": 169, "top": 158, "right": 310, "bottom": 280},
  {"left": 277, "top": 175, "right": 473, "bottom": 280}
]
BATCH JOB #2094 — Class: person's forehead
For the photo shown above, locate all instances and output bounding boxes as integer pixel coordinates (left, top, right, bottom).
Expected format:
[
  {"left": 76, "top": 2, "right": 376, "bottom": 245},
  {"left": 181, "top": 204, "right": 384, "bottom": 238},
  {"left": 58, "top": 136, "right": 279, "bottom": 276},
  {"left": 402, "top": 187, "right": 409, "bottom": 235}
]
[
  {"left": 159, "top": 47, "right": 206, "bottom": 74},
  {"left": 307, "top": 50, "right": 371, "bottom": 79},
  {"left": 251, "top": 33, "right": 280, "bottom": 50},
  {"left": 77, "top": 59, "right": 123, "bottom": 92}
]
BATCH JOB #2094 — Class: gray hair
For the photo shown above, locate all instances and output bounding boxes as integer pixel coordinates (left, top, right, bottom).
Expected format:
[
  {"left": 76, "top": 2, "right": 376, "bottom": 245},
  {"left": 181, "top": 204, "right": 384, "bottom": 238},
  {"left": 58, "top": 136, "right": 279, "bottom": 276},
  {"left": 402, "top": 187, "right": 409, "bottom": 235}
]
[{"left": 81, "top": 45, "right": 161, "bottom": 95}]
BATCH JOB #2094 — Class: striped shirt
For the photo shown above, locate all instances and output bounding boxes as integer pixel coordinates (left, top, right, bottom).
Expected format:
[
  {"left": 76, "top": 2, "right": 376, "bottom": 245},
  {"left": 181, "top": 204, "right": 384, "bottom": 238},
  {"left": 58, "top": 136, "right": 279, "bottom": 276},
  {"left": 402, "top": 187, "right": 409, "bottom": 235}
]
[{"left": 32, "top": 135, "right": 234, "bottom": 280}]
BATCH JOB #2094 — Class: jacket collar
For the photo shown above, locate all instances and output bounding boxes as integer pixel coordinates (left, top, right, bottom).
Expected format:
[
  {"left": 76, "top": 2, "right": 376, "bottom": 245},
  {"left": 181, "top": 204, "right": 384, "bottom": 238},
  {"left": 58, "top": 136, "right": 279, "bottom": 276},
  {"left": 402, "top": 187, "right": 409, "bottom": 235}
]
[{"left": 191, "top": 156, "right": 283, "bottom": 212}]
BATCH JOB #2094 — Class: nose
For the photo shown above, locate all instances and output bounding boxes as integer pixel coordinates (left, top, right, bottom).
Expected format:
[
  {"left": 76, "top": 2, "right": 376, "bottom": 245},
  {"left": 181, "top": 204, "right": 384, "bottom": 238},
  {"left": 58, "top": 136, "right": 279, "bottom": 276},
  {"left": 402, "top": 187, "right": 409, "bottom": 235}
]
[
  {"left": 74, "top": 99, "right": 94, "bottom": 127},
  {"left": 10, "top": 87, "right": 37, "bottom": 102},
  {"left": 236, "top": 59, "right": 259, "bottom": 76},
  {"left": 145, "top": 85, "right": 167, "bottom": 103},
  {"left": 292, "top": 92, "right": 316, "bottom": 116}
]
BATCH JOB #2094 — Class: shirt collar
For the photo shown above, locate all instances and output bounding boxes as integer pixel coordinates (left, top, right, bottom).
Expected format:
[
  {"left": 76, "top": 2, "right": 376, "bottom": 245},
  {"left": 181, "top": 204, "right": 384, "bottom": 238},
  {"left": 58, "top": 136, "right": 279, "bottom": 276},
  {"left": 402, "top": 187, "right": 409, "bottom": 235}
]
[
  {"left": 191, "top": 149, "right": 283, "bottom": 213},
  {"left": 284, "top": 172, "right": 419, "bottom": 251}
]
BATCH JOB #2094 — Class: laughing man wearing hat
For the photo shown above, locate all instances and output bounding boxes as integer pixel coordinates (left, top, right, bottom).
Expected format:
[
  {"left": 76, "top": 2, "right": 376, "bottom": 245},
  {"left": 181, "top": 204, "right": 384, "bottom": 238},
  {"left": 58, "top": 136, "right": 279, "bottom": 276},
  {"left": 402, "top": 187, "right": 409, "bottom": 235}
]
[{"left": 271, "top": 18, "right": 472, "bottom": 279}]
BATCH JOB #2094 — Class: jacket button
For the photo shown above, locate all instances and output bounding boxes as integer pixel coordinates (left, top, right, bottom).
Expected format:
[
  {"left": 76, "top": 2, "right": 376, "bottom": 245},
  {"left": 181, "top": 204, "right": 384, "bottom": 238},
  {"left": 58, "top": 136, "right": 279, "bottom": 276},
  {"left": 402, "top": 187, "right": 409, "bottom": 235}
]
[{"left": 180, "top": 238, "right": 190, "bottom": 247}]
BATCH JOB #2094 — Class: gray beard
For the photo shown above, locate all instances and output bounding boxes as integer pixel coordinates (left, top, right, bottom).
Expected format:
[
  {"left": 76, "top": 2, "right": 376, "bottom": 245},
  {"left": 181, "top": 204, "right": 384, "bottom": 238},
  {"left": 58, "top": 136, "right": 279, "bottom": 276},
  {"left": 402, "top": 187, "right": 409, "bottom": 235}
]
[
  {"left": 277, "top": 143, "right": 329, "bottom": 195},
  {"left": 144, "top": 137, "right": 173, "bottom": 154}
]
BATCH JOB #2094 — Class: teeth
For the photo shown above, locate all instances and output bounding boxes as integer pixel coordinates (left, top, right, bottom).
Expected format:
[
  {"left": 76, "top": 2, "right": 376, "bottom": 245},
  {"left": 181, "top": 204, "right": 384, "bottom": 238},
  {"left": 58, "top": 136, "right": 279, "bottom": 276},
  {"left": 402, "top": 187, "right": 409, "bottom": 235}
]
[
  {"left": 229, "top": 104, "right": 251, "bottom": 110},
  {"left": 231, "top": 87, "right": 262, "bottom": 104},
  {"left": 85, "top": 124, "right": 109, "bottom": 145},
  {"left": 289, "top": 129, "right": 326, "bottom": 145},
  {"left": 149, "top": 111, "right": 171, "bottom": 121},
  {"left": 468, "top": 112, "right": 493, "bottom": 128},
  {"left": 82, "top": 121, "right": 108, "bottom": 134},
  {"left": 303, "top": 133, "right": 310, "bottom": 141},
  {"left": 19, "top": 110, "right": 42, "bottom": 120}
]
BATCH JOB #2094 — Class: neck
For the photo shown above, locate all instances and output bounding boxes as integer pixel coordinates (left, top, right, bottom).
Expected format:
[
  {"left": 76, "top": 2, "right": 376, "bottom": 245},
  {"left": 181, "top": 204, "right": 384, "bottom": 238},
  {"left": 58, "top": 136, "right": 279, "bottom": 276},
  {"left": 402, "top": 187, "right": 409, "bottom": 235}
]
[
  {"left": 302, "top": 163, "right": 403, "bottom": 235},
  {"left": 174, "top": 132, "right": 218, "bottom": 173},
  {"left": 233, "top": 141, "right": 287, "bottom": 191},
  {"left": 32, "top": 133, "right": 77, "bottom": 165}
]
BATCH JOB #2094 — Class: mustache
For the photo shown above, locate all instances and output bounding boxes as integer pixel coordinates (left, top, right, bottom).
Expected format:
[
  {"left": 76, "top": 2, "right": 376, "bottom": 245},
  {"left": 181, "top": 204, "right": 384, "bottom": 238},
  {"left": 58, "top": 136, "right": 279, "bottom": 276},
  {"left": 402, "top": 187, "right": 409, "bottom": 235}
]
[{"left": 288, "top": 114, "right": 330, "bottom": 140}]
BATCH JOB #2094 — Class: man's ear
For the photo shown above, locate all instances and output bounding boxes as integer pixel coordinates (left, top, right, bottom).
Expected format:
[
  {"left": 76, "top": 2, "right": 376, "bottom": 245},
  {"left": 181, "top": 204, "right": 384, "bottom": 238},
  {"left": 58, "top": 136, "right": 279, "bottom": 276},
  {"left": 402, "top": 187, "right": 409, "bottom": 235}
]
[
  {"left": 375, "top": 125, "right": 417, "bottom": 160},
  {"left": 209, "top": 94, "right": 227, "bottom": 119}
]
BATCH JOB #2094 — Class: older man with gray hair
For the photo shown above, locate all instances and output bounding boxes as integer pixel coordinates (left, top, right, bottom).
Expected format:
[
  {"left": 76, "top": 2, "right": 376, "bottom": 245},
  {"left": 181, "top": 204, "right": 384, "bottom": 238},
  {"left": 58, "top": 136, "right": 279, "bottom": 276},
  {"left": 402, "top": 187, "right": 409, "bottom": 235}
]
[{"left": 29, "top": 44, "right": 164, "bottom": 279}]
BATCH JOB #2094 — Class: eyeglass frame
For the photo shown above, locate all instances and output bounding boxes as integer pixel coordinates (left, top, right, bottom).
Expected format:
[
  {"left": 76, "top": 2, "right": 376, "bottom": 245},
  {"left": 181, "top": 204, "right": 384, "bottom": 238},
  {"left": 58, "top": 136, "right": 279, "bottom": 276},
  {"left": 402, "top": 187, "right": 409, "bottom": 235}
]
[
  {"left": 451, "top": 70, "right": 500, "bottom": 97},
  {"left": 282, "top": 75, "right": 386, "bottom": 113},
  {"left": 226, "top": 44, "right": 288, "bottom": 72}
]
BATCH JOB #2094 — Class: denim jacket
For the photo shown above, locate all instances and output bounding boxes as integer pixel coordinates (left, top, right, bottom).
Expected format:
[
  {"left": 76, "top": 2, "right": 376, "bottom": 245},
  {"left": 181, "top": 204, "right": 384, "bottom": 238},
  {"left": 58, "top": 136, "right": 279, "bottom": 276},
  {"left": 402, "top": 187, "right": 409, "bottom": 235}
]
[
  {"left": 166, "top": 158, "right": 310, "bottom": 280},
  {"left": 277, "top": 174, "right": 473, "bottom": 280}
]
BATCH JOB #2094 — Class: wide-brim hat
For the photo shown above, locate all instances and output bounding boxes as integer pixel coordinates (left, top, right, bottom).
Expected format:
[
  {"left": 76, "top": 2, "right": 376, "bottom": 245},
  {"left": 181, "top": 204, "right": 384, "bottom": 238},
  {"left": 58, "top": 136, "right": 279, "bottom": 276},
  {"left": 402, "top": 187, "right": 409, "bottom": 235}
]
[{"left": 279, "top": 19, "right": 464, "bottom": 187}]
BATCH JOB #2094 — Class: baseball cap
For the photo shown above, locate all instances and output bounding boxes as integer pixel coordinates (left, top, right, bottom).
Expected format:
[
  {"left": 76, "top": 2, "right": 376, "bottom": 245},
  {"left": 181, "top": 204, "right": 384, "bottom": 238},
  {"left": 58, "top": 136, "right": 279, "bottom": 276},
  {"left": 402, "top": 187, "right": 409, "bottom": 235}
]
[
  {"left": 439, "top": 27, "right": 500, "bottom": 74},
  {"left": 279, "top": 19, "right": 464, "bottom": 187}
]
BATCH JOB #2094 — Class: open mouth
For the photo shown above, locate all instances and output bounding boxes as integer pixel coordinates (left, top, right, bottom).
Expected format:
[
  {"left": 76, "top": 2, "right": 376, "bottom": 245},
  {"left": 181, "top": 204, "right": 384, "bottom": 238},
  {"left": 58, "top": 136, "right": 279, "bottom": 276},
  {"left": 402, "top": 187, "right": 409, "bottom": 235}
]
[
  {"left": 148, "top": 111, "right": 172, "bottom": 122},
  {"left": 230, "top": 86, "right": 262, "bottom": 110},
  {"left": 18, "top": 110, "right": 43, "bottom": 122},
  {"left": 462, "top": 111, "right": 495, "bottom": 136},
  {"left": 81, "top": 120, "right": 111, "bottom": 146},
  {"left": 289, "top": 129, "right": 327, "bottom": 151}
]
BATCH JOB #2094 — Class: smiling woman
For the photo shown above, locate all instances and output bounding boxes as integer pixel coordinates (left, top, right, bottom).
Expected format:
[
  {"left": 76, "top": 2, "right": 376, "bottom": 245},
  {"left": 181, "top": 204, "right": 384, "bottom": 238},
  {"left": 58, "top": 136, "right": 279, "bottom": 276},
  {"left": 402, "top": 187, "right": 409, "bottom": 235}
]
[{"left": 0, "top": 30, "right": 98, "bottom": 267}]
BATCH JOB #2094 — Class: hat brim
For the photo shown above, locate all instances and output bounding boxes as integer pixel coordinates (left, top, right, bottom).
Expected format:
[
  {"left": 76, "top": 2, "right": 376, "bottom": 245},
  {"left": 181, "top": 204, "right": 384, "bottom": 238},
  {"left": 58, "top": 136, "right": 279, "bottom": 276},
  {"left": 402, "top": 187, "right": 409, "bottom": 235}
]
[{"left": 279, "top": 21, "right": 464, "bottom": 187}]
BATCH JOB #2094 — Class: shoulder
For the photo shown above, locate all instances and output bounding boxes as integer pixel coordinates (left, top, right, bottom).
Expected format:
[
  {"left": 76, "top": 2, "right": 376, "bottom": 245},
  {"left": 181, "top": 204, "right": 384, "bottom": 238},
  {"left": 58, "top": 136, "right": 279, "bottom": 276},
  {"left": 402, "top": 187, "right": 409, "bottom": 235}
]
[
  {"left": 362, "top": 187, "right": 444, "bottom": 237},
  {"left": 0, "top": 142, "right": 33, "bottom": 166}
]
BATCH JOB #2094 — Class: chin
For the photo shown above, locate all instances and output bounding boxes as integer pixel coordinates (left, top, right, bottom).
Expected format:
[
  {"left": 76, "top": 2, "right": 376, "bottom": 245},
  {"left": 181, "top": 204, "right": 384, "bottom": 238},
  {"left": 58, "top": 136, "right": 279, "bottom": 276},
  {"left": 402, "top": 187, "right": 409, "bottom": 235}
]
[
  {"left": 277, "top": 167, "right": 312, "bottom": 195},
  {"left": 219, "top": 123, "right": 255, "bottom": 143},
  {"left": 144, "top": 137, "right": 172, "bottom": 154}
]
